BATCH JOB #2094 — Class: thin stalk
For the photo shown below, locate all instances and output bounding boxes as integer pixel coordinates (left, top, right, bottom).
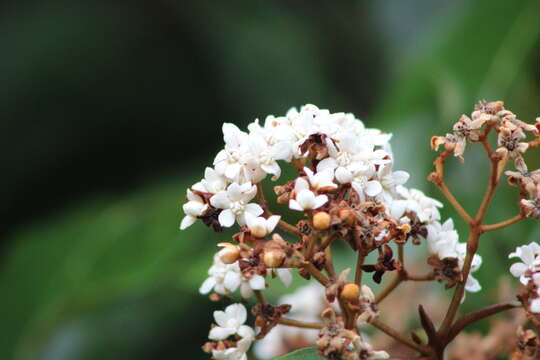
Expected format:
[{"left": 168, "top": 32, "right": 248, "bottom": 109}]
[
  {"left": 370, "top": 319, "right": 432, "bottom": 356},
  {"left": 481, "top": 214, "right": 524, "bottom": 232},
  {"left": 278, "top": 317, "right": 324, "bottom": 329}
]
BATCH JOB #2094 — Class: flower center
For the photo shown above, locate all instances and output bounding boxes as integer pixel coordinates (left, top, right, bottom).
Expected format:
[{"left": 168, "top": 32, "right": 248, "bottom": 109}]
[
  {"left": 336, "top": 151, "right": 352, "bottom": 167},
  {"left": 230, "top": 201, "right": 246, "bottom": 215}
]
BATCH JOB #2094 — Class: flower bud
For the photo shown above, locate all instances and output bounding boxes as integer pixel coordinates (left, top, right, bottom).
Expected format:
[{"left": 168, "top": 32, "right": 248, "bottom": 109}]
[
  {"left": 217, "top": 242, "right": 240, "bottom": 264},
  {"left": 339, "top": 209, "right": 355, "bottom": 226},
  {"left": 340, "top": 282, "right": 360, "bottom": 302},
  {"left": 313, "top": 211, "right": 331, "bottom": 230},
  {"left": 263, "top": 249, "right": 285, "bottom": 268}
]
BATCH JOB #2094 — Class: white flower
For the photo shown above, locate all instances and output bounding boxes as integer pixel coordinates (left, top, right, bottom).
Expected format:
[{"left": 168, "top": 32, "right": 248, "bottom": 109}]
[
  {"left": 248, "top": 132, "right": 291, "bottom": 181},
  {"left": 349, "top": 163, "right": 383, "bottom": 201},
  {"left": 304, "top": 167, "right": 337, "bottom": 191},
  {"left": 289, "top": 177, "right": 328, "bottom": 211},
  {"left": 210, "top": 182, "right": 263, "bottom": 227},
  {"left": 214, "top": 123, "right": 264, "bottom": 184},
  {"left": 192, "top": 167, "right": 228, "bottom": 194},
  {"left": 509, "top": 242, "right": 540, "bottom": 285},
  {"left": 209, "top": 303, "right": 255, "bottom": 341},
  {"left": 199, "top": 253, "right": 242, "bottom": 296},
  {"left": 180, "top": 189, "right": 208, "bottom": 230},
  {"left": 239, "top": 274, "right": 266, "bottom": 298},
  {"left": 317, "top": 135, "right": 382, "bottom": 184},
  {"left": 245, "top": 213, "right": 281, "bottom": 238},
  {"left": 390, "top": 186, "right": 442, "bottom": 223},
  {"left": 212, "top": 337, "right": 253, "bottom": 360},
  {"left": 426, "top": 219, "right": 459, "bottom": 259},
  {"left": 378, "top": 164, "right": 410, "bottom": 202},
  {"left": 200, "top": 252, "right": 266, "bottom": 299}
]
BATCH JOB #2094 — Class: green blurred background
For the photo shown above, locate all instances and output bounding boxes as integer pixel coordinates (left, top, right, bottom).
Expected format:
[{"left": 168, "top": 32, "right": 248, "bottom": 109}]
[{"left": 2, "top": 1, "right": 540, "bottom": 359}]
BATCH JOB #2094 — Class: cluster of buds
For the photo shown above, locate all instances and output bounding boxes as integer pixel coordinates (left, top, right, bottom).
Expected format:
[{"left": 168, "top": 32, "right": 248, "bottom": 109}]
[{"left": 182, "top": 101, "right": 540, "bottom": 359}]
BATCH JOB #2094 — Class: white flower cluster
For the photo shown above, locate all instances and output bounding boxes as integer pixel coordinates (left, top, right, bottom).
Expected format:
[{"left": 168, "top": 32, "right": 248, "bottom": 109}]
[
  {"left": 181, "top": 104, "right": 410, "bottom": 230},
  {"left": 426, "top": 218, "right": 482, "bottom": 294},
  {"left": 509, "top": 242, "right": 540, "bottom": 313}
]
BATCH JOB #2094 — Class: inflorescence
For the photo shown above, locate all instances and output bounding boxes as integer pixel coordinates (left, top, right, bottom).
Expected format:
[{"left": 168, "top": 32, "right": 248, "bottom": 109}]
[{"left": 181, "top": 101, "right": 540, "bottom": 359}]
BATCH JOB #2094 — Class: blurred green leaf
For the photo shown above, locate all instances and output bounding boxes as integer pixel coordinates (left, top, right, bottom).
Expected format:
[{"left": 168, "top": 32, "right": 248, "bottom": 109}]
[
  {"left": 0, "top": 176, "right": 215, "bottom": 360},
  {"left": 274, "top": 347, "right": 322, "bottom": 360}
]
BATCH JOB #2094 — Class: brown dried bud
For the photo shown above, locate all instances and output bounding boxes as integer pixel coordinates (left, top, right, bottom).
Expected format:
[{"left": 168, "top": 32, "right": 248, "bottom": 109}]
[
  {"left": 263, "top": 249, "right": 285, "bottom": 268},
  {"left": 313, "top": 211, "right": 331, "bottom": 230},
  {"left": 276, "top": 193, "right": 290, "bottom": 204},
  {"left": 340, "top": 283, "right": 360, "bottom": 302},
  {"left": 217, "top": 242, "right": 240, "bottom": 264}
]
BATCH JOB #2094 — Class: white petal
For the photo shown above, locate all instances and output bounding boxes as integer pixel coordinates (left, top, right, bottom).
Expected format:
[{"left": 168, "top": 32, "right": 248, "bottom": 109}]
[
  {"left": 297, "top": 190, "right": 316, "bottom": 209},
  {"left": 365, "top": 180, "right": 383, "bottom": 197},
  {"left": 295, "top": 177, "right": 310, "bottom": 192},
  {"left": 335, "top": 167, "right": 352, "bottom": 184},
  {"left": 244, "top": 203, "right": 264, "bottom": 216},
  {"left": 266, "top": 215, "right": 281, "bottom": 232},
  {"left": 210, "top": 192, "right": 231, "bottom": 209},
  {"left": 209, "top": 326, "right": 236, "bottom": 340},
  {"left": 213, "top": 310, "right": 228, "bottom": 328},
  {"left": 219, "top": 209, "right": 236, "bottom": 227},
  {"left": 277, "top": 268, "right": 293, "bottom": 287},
  {"left": 392, "top": 170, "right": 410, "bottom": 185},
  {"left": 237, "top": 325, "right": 255, "bottom": 340},
  {"left": 199, "top": 277, "right": 216, "bottom": 294},
  {"left": 530, "top": 299, "right": 540, "bottom": 313},
  {"left": 313, "top": 195, "right": 328, "bottom": 209},
  {"left": 224, "top": 271, "right": 241, "bottom": 292},
  {"left": 316, "top": 157, "right": 337, "bottom": 172},
  {"left": 240, "top": 283, "right": 253, "bottom": 298},
  {"left": 226, "top": 303, "right": 247, "bottom": 325},
  {"left": 465, "top": 275, "right": 481, "bottom": 293},
  {"left": 249, "top": 275, "right": 266, "bottom": 290},
  {"left": 180, "top": 216, "right": 196, "bottom": 230},
  {"left": 289, "top": 199, "right": 304, "bottom": 211}
]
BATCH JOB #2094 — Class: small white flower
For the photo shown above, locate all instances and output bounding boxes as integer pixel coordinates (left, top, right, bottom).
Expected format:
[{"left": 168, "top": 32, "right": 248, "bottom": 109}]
[
  {"left": 391, "top": 186, "right": 442, "bottom": 223},
  {"left": 248, "top": 133, "right": 291, "bottom": 181},
  {"left": 212, "top": 336, "right": 253, "bottom": 360},
  {"left": 200, "top": 252, "right": 266, "bottom": 299},
  {"left": 209, "top": 303, "right": 254, "bottom": 341},
  {"left": 240, "top": 274, "right": 266, "bottom": 298},
  {"left": 509, "top": 242, "right": 540, "bottom": 285},
  {"left": 303, "top": 167, "right": 337, "bottom": 191},
  {"left": 180, "top": 189, "right": 208, "bottom": 230},
  {"left": 349, "top": 163, "right": 382, "bottom": 201},
  {"left": 378, "top": 164, "right": 410, "bottom": 202},
  {"left": 193, "top": 167, "right": 228, "bottom": 194},
  {"left": 214, "top": 123, "right": 265, "bottom": 184},
  {"left": 289, "top": 177, "right": 328, "bottom": 211},
  {"left": 210, "top": 182, "right": 263, "bottom": 227},
  {"left": 199, "top": 253, "right": 242, "bottom": 296},
  {"left": 245, "top": 213, "right": 281, "bottom": 238},
  {"left": 426, "top": 219, "right": 459, "bottom": 259}
]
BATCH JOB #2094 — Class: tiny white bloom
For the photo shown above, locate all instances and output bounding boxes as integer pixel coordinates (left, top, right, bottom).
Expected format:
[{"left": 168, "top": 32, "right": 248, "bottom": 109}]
[
  {"left": 349, "top": 163, "right": 382, "bottom": 201},
  {"left": 180, "top": 189, "right": 208, "bottom": 230},
  {"left": 209, "top": 303, "right": 254, "bottom": 341},
  {"left": 289, "top": 177, "right": 328, "bottom": 211},
  {"left": 212, "top": 336, "right": 253, "bottom": 360},
  {"left": 245, "top": 213, "right": 280, "bottom": 238},
  {"left": 210, "top": 182, "right": 263, "bottom": 227},
  {"left": 303, "top": 167, "right": 337, "bottom": 191},
  {"left": 509, "top": 242, "right": 540, "bottom": 285}
]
